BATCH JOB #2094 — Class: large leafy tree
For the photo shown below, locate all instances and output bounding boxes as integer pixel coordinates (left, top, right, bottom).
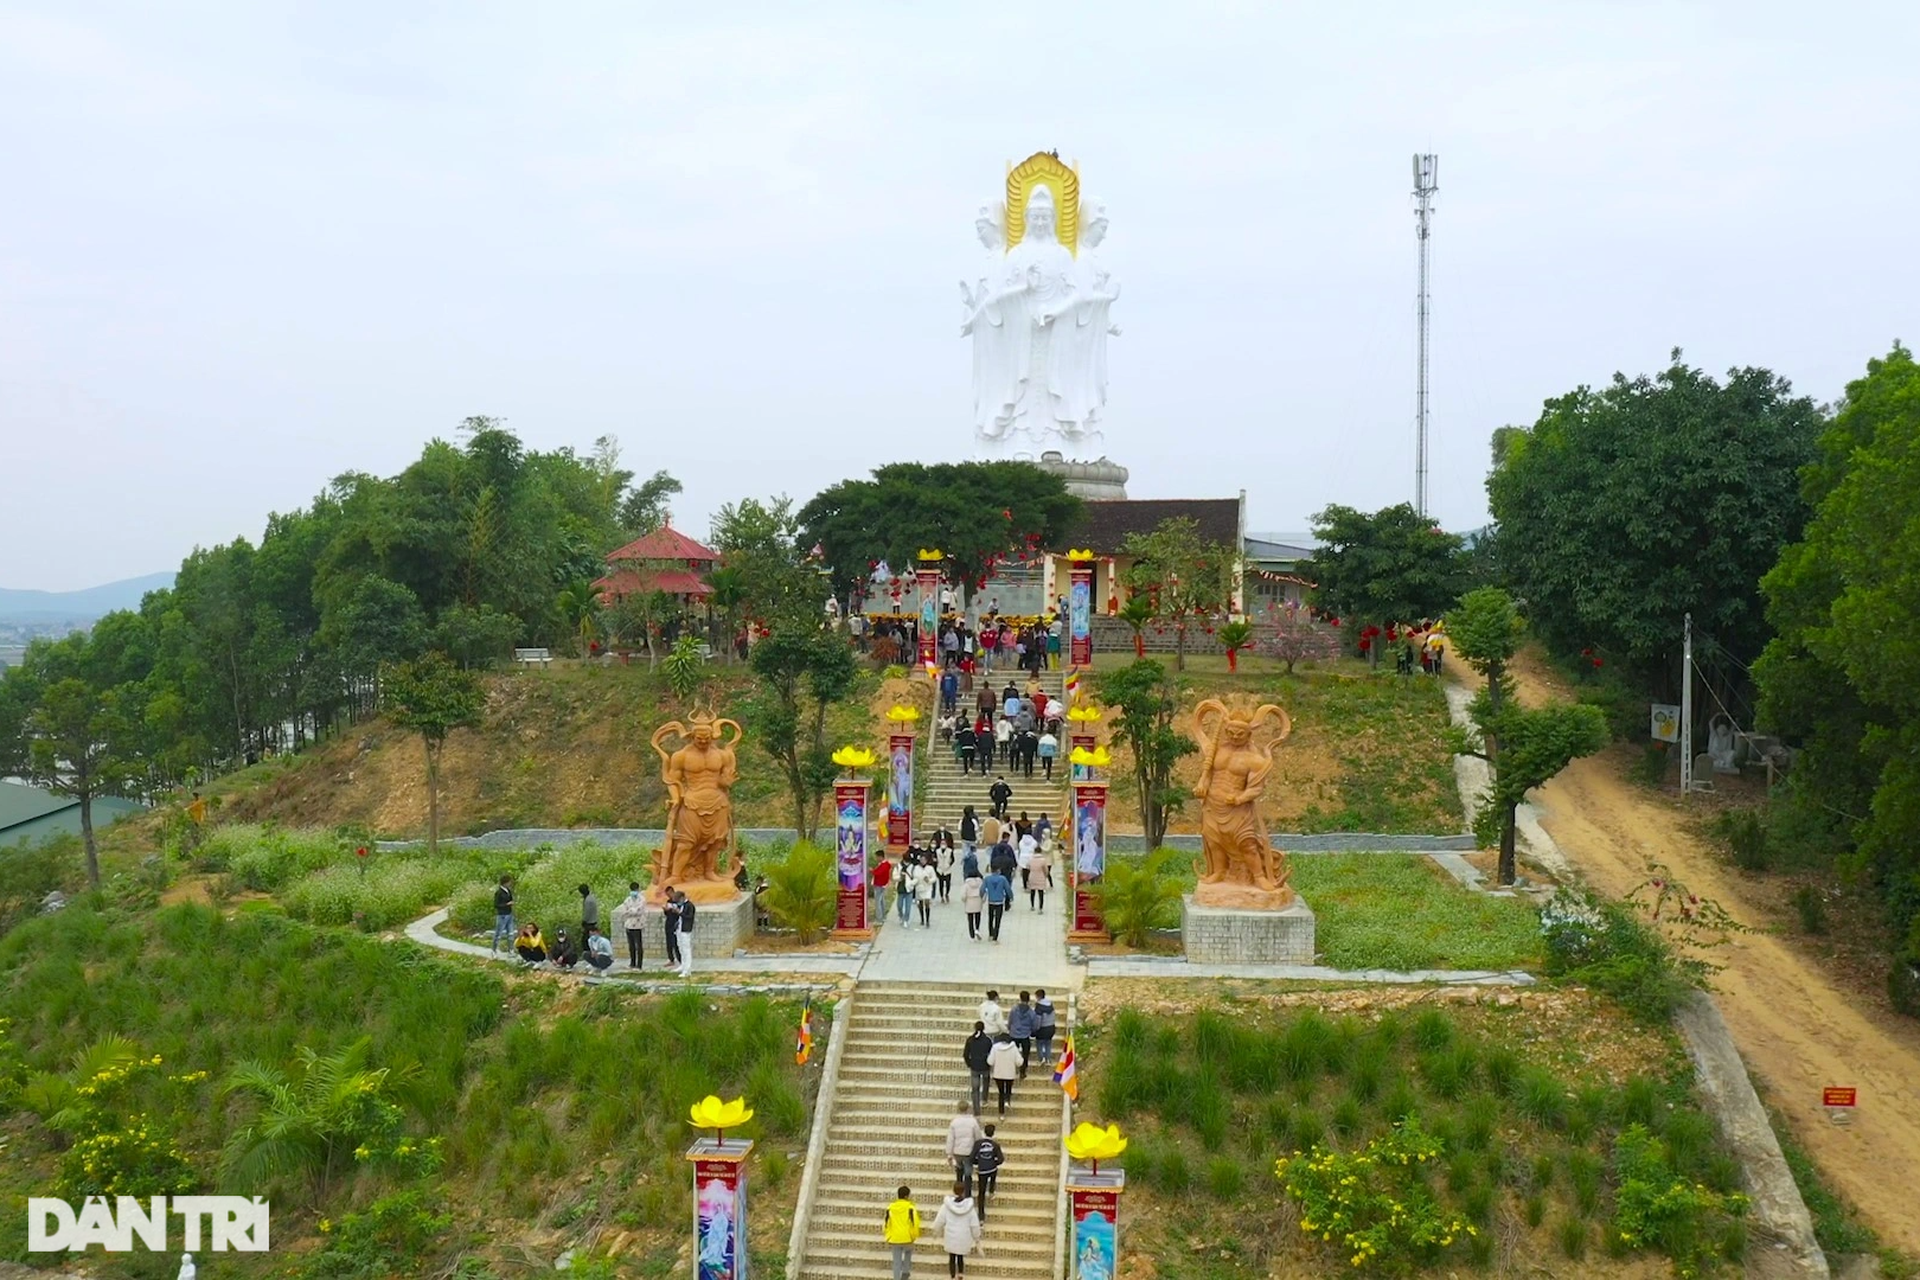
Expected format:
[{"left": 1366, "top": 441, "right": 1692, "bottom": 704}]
[
  {"left": 711, "top": 496, "right": 821, "bottom": 627},
  {"left": 798, "top": 461, "right": 1083, "bottom": 602},
  {"left": 1120, "top": 517, "right": 1238, "bottom": 671},
  {"left": 1307, "top": 504, "right": 1468, "bottom": 662},
  {"left": 747, "top": 623, "right": 857, "bottom": 843},
  {"left": 1488, "top": 352, "right": 1823, "bottom": 689},
  {"left": 382, "top": 652, "right": 486, "bottom": 854},
  {"left": 1097, "top": 659, "right": 1196, "bottom": 848},
  {"left": 1753, "top": 345, "right": 1920, "bottom": 1005}
]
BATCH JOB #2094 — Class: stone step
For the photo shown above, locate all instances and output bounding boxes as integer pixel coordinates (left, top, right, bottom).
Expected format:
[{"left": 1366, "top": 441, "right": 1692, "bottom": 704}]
[
  {"left": 813, "top": 1166, "right": 1057, "bottom": 1196},
  {"left": 800, "top": 1235, "right": 1054, "bottom": 1272}
]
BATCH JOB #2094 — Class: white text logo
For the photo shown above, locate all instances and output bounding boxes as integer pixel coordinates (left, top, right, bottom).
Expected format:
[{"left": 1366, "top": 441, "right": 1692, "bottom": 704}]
[{"left": 29, "top": 1197, "right": 271, "bottom": 1252}]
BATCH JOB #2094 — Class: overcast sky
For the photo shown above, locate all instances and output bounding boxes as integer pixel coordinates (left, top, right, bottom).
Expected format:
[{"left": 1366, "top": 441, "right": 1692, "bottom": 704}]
[{"left": 3, "top": 2, "right": 1916, "bottom": 591}]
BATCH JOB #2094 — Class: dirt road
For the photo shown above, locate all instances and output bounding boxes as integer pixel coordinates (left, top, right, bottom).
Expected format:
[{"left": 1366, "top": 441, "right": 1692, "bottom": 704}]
[{"left": 1488, "top": 654, "right": 1920, "bottom": 1253}]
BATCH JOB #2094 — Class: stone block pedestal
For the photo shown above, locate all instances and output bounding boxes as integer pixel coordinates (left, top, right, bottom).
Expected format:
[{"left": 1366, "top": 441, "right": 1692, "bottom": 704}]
[
  {"left": 639, "top": 893, "right": 756, "bottom": 962},
  {"left": 1181, "top": 894, "right": 1316, "bottom": 965}
]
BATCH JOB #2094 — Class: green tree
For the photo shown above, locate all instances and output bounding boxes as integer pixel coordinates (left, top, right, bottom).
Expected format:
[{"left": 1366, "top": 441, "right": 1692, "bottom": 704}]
[
  {"left": 798, "top": 461, "right": 1082, "bottom": 603},
  {"left": 1097, "top": 659, "right": 1195, "bottom": 848},
  {"left": 1092, "top": 847, "right": 1186, "bottom": 946},
  {"left": 1447, "top": 587, "right": 1522, "bottom": 719},
  {"left": 1488, "top": 352, "right": 1823, "bottom": 689},
  {"left": 660, "top": 634, "right": 709, "bottom": 706},
  {"left": 431, "top": 603, "right": 521, "bottom": 670},
  {"left": 747, "top": 624, "right": 858, "bottom": 842},
  {"left": 1117, "top": 594, "right": 1156, "bottom": 660},
  {"left": 705, "top": 565, "right": 748, "bottom": 663},
  {"left": 760, "top": 841, "right": 837, "bottom": 944},
  {"left": 1457, "top": 697, "right": 1607, "bottom": 885},
  {"left": 554, "top": 579, "right": 602, "bottom": 656},
  {"left": 711, "top": 496, "right": 822, "bottom": 627},
  {"left": 382, "top": 653, "right": 485, "bottom": 854},
  {"left": 222, "top": 1039, "right": 416, "bottom": 1199},
  {"left": 1120, "top": 517, "right": 1238, "bottom": 672},
  {"left": 1753, "top": 344, "right": 1920, "bottom": 1004},
  {"left": 619, "top": 468, "right": 683, "bottom": 537},
  {"left": 1307, "top": 504, "right": 1468, "bottom": 664}
]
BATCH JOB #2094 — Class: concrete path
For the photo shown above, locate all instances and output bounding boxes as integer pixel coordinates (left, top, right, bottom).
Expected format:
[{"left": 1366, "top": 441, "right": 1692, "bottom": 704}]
[
  {"left": 858, "top": 883, "right": 1081, "bottom": 989},
  {"left": 404, "top": 908, "right": 862, "bottom": 978},
  {"left": 1085, "top": 956, "right": 1535, "bottom": 985}
]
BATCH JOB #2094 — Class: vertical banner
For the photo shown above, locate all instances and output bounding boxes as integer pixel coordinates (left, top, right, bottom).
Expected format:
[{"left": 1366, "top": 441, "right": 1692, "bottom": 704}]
[
  {"left": 1070, "top": 733, "right": 1097, "bottom": 783},
  {"left": 689, "top": 1140, "right": 752, "bottom": 1280},
  {"left": 1067, "top": 1172, "right": 1123, "bottom": 1280},
  {"left": 1069, "top": 557, "right": 1095, "bottom": 668},
  {"left": 887, "top": 732, "right": 914, "bottom": 852},
  {"left": 832, "top": 779, "right": 871, "bottom": 936},
  {"left": 1069, "top": 781, "right": 1108, "bottom": 940},
  {"left": 916, "top": 552, "right": 943, "bottom": 672}
]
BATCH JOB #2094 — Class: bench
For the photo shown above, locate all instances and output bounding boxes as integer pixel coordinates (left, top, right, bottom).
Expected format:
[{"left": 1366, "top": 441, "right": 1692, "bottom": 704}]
[{"left": 513, "top": 648, "right": 553, "bottom": 668}]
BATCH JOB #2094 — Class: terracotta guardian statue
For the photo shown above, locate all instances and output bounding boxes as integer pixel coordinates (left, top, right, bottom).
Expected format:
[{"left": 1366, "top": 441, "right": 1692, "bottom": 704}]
[
  {"left": 647, "top": 709, "right": 744, "bottom": 904},
  {"left": 1191, "top": 697, "right": 1295, "bottom": 909}
]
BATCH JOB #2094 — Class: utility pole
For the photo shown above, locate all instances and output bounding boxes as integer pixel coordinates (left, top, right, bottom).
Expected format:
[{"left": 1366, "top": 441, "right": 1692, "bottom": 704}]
[
  {"left": 1412, "top": 153, "right": 1439, "bottom": 517},
  {"left": 1680, "top": 612, "right": 1695, "bottom": 796}
]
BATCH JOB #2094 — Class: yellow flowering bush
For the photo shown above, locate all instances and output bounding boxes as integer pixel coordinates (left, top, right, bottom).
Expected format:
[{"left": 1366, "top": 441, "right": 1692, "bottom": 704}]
[
  {"left": 1277, "top": 1119, "right": 1473, "bottom": 1273},
  {"left": 1611, "top": 1124, "right": 1748, "bottom": 1277}
]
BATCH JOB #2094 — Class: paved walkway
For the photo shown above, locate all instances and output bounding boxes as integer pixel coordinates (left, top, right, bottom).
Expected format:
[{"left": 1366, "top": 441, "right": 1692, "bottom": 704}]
[
  {"left": 858, "top": 884, "right": 1081, "bottom": 989},
  {"left": 404, "top": 909, "right": 862, "bottom": 978},
  {"left": 1084, "top": 956, "right": 1535, "bottom": 985}
]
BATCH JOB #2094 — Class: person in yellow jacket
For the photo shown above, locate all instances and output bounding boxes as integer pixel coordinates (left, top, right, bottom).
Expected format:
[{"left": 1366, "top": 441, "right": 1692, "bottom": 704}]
[{"left": 883, "top": 1185, "right": 921, "bottom": 1279}]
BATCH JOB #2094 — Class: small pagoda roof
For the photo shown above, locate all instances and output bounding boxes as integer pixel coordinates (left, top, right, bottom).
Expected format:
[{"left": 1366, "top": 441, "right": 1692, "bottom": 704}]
[{"left": 606, "top": 524, "right": 717, "bottom": 564}]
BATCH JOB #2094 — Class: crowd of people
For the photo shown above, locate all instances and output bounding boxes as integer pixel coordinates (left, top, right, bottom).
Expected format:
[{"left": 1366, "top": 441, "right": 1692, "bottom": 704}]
[
  {"left": 851, "top": 599, "right": 1071, "bottom": 676},
  {"left": 939, "top": 675, "right": 1064, "bottom": 780},
  {"left": 494, "top": 875, "right": 700, "bottom": 981},
  {"left": 884, "top": 987, "right": 1058, "bottom": 1278},
  {"left": 873, "top": 798, "right": 1058, "bottom": 942}
]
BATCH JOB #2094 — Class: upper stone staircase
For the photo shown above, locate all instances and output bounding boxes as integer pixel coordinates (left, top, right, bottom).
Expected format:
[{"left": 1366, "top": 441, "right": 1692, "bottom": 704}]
[{"left": 925, "top": 668, "right": 1070, "bottom": 844}]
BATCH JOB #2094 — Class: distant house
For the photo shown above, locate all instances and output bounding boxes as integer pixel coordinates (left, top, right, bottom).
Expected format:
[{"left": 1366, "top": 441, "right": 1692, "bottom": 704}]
[
  {"left": 0, "top": 780, "right": 145, "bottom": 848},
  {"left": 594, "top": 524, "right": 719, "bottom": 608},
  {"left": 1243, "top": 531, "right": 1318, "bottom": 610}
]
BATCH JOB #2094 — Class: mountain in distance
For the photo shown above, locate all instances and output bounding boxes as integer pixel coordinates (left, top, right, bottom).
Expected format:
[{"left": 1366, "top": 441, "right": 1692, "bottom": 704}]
[{"left": 0, "top": 571, "right": 176, "bottom": 623}]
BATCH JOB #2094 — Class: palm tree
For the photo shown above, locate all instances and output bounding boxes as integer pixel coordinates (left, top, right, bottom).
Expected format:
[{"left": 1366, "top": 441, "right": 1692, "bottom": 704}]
[
  {"left": 761, "top": 842, "right": 837, "bottom": 944},
  {"left": 1119, "top": 594, "right": 1156, "bottom": 659},
  {"left": 221, "top": 1039, "right": 414, "bottom": 1197},
  {"left": 1090, "top": 848, "right": 1186, "bottom": 948},
  {"left": 555, "top": 580, "right": 602, "bottom": 656}
]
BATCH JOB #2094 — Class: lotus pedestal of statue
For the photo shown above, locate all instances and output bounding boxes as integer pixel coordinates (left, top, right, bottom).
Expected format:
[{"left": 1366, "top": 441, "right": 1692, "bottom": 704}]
[
  {"left": 641, "top": 711, "right": 758, "bottom": 958},
  {"left": 1179, "top": 697, "right": 1318, "bottom": 966}
]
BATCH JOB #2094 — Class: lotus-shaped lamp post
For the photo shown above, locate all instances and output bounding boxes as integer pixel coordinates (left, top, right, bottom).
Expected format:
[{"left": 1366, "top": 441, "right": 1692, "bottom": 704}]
[
  {"left": 1068, "top": 745, "right": 1112, "bottom": 771},
  {"left": 1064, "top": 1122, "right": 1127, "bottom": 1176},
  {"left": 1066, "top": 704, "right": 1103, "bottom": 724},
  {"left": 832, "top": 745, "right": 876, "bottom": 775},
  {"left": 689, "top": 1095, "right": 754, "bottom": 1147},
  {"left": 884, "top": 704, "right": 921, "bottom": 724},
  {"left": 1066, "top": 548, "right": 1097, "bottom": 564}
]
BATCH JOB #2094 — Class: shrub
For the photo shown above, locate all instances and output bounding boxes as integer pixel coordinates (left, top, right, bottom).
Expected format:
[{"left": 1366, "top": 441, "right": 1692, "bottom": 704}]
[
  {"left": 1791, "top": 885, "right": 1828, "bottom": 935},
  {"left": 1610, "top": 1123, "right": 1749, "bottom": 1272},
  {"left": 1092, "top": 848, "right": 1186, "bottom": 947},
  {"left": 1156, "top": 1146, "right": 1192, "bottom": 1194},
  {"left": 760, "top": 842, "right": 836, "bottom": 943},
  {"left": 448, "top": 841, "right": 642, "bottom": 934},
  {"left": 1278, "top": 1119, "right": 1474, "bottom": 1271},
  {"left": 283, "top": 855, "right": 491, "bottom": 931},
  {"left": 1207, "top": 1156, "right": 1244, "bottom": 1200},
  {"left": 206, "top": 826, "right": 356, "bottom": 889},
  {"left": 1558, "top": 1217, "right": 1588, "bottom": 1259},
  {"left": 1540, "top": 886, "right": 1697, "bottom": 1024},
  {"left": 1711, "top": 808, "right": 1769, "bottom": 872}
]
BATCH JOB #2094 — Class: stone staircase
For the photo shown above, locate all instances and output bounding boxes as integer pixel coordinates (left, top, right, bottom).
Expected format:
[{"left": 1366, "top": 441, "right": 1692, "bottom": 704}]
[
  {"left": 795, "top": 983, "right": 1067, "bottom": 1280},
  {"left": 926, "top": 669, "right": 1070, "bottom": 842}
]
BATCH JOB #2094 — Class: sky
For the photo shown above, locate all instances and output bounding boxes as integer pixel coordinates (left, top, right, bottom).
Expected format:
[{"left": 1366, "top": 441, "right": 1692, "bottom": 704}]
[{"left": 2, "top": 2, "right": 1917, "bottom": 591}]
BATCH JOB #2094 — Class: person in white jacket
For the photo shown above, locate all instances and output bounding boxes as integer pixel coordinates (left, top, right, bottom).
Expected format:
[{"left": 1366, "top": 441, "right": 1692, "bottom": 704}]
[
  {"left": 931, "top": 1182, "right": 981, "bottom": 1277},
  {"left": 986, "top": 1033, "right": 1022, "bottom": 1117}
]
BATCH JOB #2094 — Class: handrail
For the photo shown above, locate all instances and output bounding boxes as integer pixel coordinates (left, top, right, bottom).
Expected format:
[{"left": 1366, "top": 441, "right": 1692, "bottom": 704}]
[{"left": 785, "top": 989, "right": 854, "bottom": 1279}]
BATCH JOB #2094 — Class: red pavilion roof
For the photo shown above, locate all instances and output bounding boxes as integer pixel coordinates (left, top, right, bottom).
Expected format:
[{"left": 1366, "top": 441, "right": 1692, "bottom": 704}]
[{"left": 606, "top": 524, "right": 717, "bottom": 565}]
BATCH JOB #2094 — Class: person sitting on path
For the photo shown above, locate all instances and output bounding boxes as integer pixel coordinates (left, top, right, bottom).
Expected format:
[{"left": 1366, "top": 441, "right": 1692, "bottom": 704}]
[
  {"left": 946, "top": 1099, "right": 984, "bottom": 1190},
  {"left": 1033, "top": 989, "right": 1057, "bottom": 1067},
  {"left": 961, "top": 870, "right": 985, "bottom": 941},
  {"left": 970, "top": 1124, "right": 1005, "bottom": 1225},
  {"left": 1008, "top": 991, "right": 1035, "bottom": 1077},
  {"left": 513, "top": 922, "right": 546, "bottom": 966},
  {"left": 982, "top": 868, "right": 1013, "bottom": 943},
  {"left": 963, "top": 1021, "right": 993, "bottom": 1114},
  {"left": 987, "top": 1033, "right": 1022, "bottom": 1116},
  {"left": 883, "top": 1185, "right": 921, "bottom": 1280},
  {"left": 932, "top": 1181, "right": 981, "bottom": 1278},
  {"left": 988, "top": 776, "right": 1013, "bottom": 820},
  {"left": 1027, "top": 839, "right": 1052, "bottom": 913},
  {"left": 550, "top": 927, "right": 579, "bottom": 970},
  {"left": 582, "top": 924, "right": 614, "bottom": 982}
]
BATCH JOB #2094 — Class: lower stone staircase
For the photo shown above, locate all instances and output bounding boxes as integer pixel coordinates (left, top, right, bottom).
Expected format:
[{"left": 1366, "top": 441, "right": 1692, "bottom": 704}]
[
  {"left": 927, "top": 669, "right": 1069, "bottom": 842},
  {"left": 795, "top": 982, "right": 1066, "bottom": 1279}
]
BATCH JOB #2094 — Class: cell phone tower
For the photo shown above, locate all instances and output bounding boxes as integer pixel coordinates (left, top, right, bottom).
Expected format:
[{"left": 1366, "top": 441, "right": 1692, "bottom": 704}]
[{"left": 1412, "top": 154, "right": 1439, "bottom": 517}]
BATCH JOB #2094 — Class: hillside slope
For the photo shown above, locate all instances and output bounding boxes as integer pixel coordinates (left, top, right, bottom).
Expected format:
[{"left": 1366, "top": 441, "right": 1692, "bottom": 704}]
[{"left": 178, "top": 662, "right": 882, "bottom": 839}]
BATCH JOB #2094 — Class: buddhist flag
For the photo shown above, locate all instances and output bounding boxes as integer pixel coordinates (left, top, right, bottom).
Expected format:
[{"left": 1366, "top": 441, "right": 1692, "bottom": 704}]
[
  {"left": 795, "top": 1001, "right": 814, "bottom": 1066},
  {"left": 1053, "top": 1034, "right": 1078, "bottom": 1102},
  {"left": 1065, "top": 671, "right": 1081, "bottom": 704}
]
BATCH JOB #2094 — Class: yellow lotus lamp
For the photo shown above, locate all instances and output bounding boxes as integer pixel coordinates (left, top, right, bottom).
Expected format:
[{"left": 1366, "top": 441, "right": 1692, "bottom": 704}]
[
  {"left": 1064, "top": 1122, "right": 1128, "bottom": 1175},
  {"left": 1066, "top": 704, "right": 1103, "bottom": 724},
  {"left": 832, "top": 745, "right": 876, "bottom": 772},
  {"left": 885, "top": 704, "right": 921, "bottom": 723},
  {"left": 689, "top": 1094, "right": 754, "bottom": 1147},
  {"left": 1069, "top": 745, "right": 1112, "bottom": 769},
  {"left": 916, "top": 548, "right": 945, "bottom": 562},
  {"left": 1067, "top": 548, "right": 1097, "bottom": 563}
]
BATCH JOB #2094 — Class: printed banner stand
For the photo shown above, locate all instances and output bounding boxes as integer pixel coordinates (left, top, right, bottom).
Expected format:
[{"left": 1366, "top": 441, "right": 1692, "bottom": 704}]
[
  {"left": 688, "top": 1136, "right": 753, "bottom": 1280},
  {"left": 916, "top": 550, "right": 944, "bottom": 672},
  {"left": 887, "top": 731, "right": 915, "bottom": 852},
  {"left": 1069, "top": 781, "right": 1109, "bottom": 942},
  {"left": 1066, "top": 1165, "right": 1124, "bottom": 1279},
  {"left": 1068, "top": 554, "right": 1095, "bottom": 668},
  {"left": 831, "top": 777, "right": 873, "bottom": 939}
]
